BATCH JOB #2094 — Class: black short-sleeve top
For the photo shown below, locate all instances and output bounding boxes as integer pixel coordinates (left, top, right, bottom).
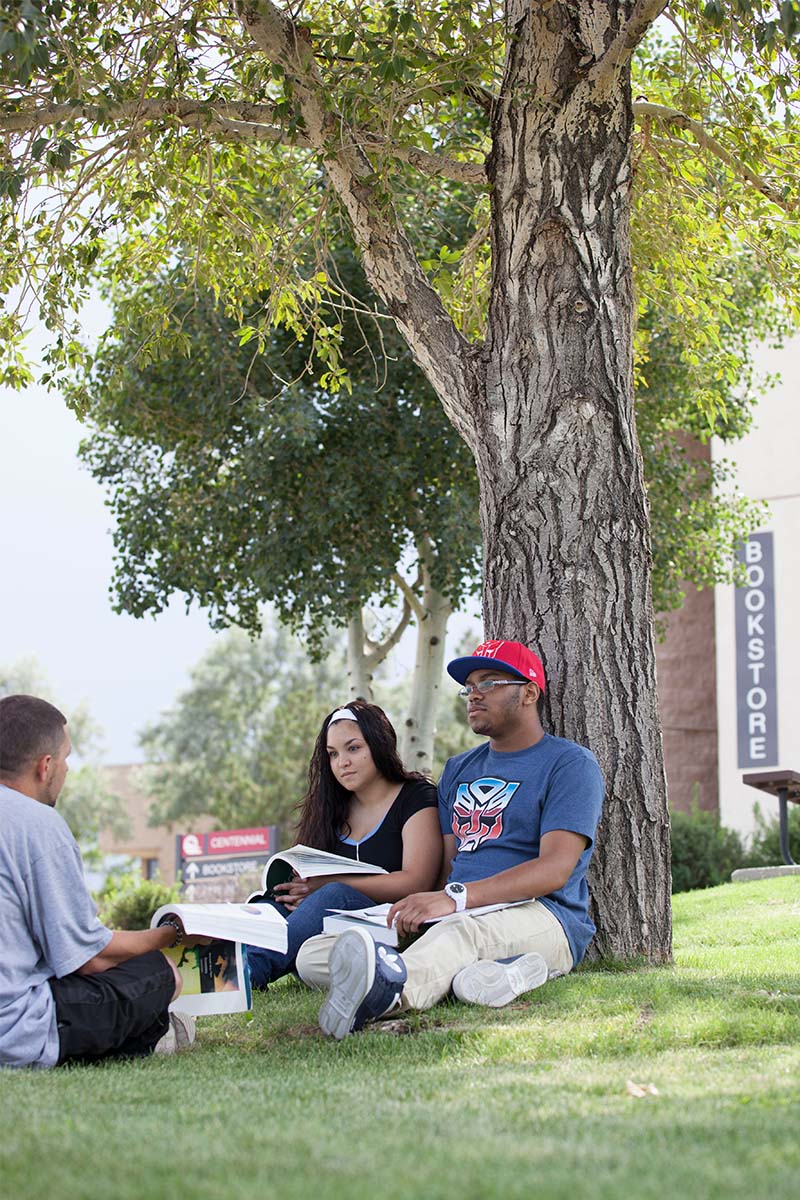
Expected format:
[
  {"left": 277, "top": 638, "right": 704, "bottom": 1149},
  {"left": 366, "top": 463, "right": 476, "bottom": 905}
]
[{"left": 336, "top": 778, "right": 437, "bottom": 873}]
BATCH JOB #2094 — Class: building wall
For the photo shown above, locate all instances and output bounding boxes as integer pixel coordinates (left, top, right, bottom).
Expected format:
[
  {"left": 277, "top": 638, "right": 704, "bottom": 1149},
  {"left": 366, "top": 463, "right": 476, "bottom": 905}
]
[
  {"left": 714, "top": 334, "right": 800, "bottom": 835},
  {"left": 97, "top": 764, "right": 214, "bottom": 885},
  {"left": 656, "top": 581, "right": 718, "bottom": 813}
]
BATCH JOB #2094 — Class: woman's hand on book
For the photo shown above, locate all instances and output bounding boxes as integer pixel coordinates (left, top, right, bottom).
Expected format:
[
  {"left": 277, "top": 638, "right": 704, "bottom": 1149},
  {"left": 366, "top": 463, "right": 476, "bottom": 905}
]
[{"left": 272, "top": 875, "right": 312, "bottom": 910}]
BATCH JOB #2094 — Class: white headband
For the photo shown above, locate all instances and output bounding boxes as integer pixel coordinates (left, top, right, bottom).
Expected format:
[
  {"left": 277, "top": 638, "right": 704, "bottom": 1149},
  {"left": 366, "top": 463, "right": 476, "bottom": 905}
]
[{"left": 328, "top": 707, "right": 358, "bottom": 725}]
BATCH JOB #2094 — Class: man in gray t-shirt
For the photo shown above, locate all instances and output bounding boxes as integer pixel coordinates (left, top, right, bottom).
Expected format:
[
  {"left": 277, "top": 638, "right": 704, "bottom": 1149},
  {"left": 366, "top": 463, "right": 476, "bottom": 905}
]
[{"left": 0, "top": 694, "right": 196, "bottom": 1068}]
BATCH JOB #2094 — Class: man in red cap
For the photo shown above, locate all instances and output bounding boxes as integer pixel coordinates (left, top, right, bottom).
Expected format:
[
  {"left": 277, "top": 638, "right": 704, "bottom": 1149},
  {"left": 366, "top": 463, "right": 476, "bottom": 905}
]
[{"left": 301, "top": 639, "right": 605, "bottom": 1038}]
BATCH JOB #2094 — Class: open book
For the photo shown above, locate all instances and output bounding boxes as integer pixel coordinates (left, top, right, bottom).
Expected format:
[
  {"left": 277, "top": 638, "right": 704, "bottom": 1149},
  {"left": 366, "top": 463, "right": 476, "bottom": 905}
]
[
  {"left": 322, "top": 900, "right": 532, "bottom": 947},
  {"left": 151, "top": 902, "right": 289, "bottom": 1017},
  {"left": 163, "top": 940, "right": 252, "bottom": 1016},
  {"left": 151, "top": 902, "right": 289, "bottom": 952},
  {"left": 247, "top": 844, "right": 386, "bottom": 902}
]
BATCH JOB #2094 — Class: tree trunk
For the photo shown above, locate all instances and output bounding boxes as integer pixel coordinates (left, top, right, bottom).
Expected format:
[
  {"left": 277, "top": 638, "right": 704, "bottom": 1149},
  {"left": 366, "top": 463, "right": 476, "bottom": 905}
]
[
  {"left": 400, "top": 578, "right": 451, "bottom": 774},
  {"left": 346, "top": 613, "right": 373, "bottom": 701},
  {"left": 474, "top": 1, "right": 672, "bottom": 959},
  {"left": 245, "top": 0, "right": 672, "bottom": 961}
]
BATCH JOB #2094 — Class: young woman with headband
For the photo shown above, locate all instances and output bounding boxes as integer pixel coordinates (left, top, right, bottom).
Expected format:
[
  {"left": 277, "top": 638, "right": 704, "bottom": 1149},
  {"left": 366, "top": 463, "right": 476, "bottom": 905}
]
[{"left": 246, "top": 700, "right": 442, "bottom": 989}]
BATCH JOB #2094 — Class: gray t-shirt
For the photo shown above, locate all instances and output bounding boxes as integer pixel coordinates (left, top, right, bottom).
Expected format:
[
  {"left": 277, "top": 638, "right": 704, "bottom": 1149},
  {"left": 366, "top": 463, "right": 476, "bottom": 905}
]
[{"left": 0, "top": 783, "right": 112, "bottom": 1068}]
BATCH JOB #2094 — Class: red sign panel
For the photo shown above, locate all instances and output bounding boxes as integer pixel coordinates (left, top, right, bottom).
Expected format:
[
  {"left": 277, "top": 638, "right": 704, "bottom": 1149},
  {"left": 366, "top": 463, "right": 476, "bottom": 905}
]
[
  {"left": 180, "top": 826, "right": 276, "bottom": 858},
  {"left": 206, "top": 827, "right": 275, "bottom": 855}
]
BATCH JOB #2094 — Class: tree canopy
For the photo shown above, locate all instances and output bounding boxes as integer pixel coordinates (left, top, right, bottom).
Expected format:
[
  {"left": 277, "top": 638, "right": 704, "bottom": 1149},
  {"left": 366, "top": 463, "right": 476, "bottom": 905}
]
[
  {"left": 75, "top": 248, "right": 481, "bottom": 651},
  {"left": 1, "top": 3, "right": 797, "bottom": 390}
]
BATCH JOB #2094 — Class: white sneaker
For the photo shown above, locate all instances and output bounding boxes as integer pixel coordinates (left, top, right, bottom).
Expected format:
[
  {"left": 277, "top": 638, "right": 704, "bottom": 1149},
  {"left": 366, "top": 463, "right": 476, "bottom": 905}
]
[
  {"left": 451, "top": 953, "right": 549, "bottom": 1007},
  {"left": 154, "top": 1011, "right": 197, "bottom": 1055}
]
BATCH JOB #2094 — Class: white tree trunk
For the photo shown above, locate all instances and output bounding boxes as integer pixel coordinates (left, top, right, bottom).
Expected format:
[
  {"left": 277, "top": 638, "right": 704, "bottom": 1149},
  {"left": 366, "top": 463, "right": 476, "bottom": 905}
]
[
  {"left": 400, "top": 582, "right": 452, "bottom": 774},
  {"left": 346, "top": 613, "right": 373, "bottom": 701}
]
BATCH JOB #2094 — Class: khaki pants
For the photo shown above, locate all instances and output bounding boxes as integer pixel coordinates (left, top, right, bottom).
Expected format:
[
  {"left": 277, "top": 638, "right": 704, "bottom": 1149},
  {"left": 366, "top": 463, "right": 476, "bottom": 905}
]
[{"left": 295, "top": 900, "right": 573, "bottom": 1011}]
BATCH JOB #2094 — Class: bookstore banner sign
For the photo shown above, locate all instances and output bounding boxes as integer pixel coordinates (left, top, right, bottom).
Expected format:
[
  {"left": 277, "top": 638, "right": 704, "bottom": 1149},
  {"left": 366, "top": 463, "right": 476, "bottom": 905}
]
[{"left": 735, "top": 532, "right": 778, "bottom": 768}]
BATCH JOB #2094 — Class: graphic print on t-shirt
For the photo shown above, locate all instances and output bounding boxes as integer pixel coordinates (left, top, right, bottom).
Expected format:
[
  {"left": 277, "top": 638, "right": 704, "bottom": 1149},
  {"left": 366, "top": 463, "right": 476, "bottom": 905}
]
[{"left": 452, "top": 777, "right": 520, "bottom": 852}]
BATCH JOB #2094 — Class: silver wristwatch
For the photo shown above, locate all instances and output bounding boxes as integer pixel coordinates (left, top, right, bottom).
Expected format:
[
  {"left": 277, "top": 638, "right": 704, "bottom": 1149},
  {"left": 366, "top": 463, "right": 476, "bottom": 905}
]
[{"left": 444, "top": 882, "right": 468, "bottom": 912}]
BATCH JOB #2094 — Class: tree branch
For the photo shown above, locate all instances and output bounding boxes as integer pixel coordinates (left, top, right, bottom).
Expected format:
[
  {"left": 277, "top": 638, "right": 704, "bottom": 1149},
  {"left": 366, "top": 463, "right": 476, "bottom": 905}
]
[
  {"left": 363, "top": 594, "right": 413, "bottom": 670},
  {"left": 633, "top": 100, "right": 796, "bottom": 213},
  {"left": 235, "top": 0, "right": 481, "bottom": 445},
  {"left": 0, "top": 99, "right": 486, "bottom": 187},
  {"left": 589, "top": 1, "right": 668, "bottom": 83},
  {"left": 390, "top": 570, "right": 425, "bottom": 624}
]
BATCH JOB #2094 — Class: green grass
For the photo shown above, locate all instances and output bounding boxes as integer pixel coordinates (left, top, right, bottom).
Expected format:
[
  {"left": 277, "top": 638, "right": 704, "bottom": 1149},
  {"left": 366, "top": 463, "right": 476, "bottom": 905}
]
[{"left": 2, "top": 877, "right": 798, "bottom": 1199}]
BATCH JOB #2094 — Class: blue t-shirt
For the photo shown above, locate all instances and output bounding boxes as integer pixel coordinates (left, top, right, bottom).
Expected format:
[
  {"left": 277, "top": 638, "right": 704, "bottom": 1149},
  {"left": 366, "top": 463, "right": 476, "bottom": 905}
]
[
  {"left": 438, "top": 735, "right": 604, "bottom": 965},
  {"left": 0, "top": 784, "right": 112, "bottom": 1068}
]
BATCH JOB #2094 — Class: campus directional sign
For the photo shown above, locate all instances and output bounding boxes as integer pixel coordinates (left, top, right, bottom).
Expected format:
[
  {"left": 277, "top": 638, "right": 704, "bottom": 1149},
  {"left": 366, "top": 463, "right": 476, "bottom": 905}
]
[
  {"left": 175, "top": 824, "right": 280, "bottom": 901},
  {"left": 180, "top": 855, "right": 271, "bottom": 883}
]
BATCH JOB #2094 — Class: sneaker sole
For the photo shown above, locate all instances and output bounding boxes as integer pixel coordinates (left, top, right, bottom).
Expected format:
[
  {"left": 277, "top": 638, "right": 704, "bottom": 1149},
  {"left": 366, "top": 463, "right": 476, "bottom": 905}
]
[
  {"left": 452, "top": 953, "right": 549, "bottom": 1007},
  {"left": 319, "top": 928, "right": 376, "bottom": 1040}
]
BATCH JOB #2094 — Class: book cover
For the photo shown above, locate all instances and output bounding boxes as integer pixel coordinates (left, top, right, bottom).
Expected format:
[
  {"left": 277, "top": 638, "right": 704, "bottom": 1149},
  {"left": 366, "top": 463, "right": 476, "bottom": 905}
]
[{"left": 164, "top": 939, "right": 252, "bottom": 1016}]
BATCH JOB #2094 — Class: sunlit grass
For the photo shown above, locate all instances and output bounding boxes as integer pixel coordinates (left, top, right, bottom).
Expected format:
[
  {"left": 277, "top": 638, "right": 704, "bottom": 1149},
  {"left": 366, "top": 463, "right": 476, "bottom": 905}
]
[{"left": 1, "top": 877, "right": 797, "bottom": 1200}]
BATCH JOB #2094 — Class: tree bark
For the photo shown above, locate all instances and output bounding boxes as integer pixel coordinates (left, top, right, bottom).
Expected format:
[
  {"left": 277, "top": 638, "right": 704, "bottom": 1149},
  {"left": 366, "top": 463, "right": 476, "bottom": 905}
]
[
  {"left": 242, "top": 0, "right": 672, "bottom": 961},
  {"left": 475, "top": 1, "right": 671, "bottom": 959},
  {"left": 400, "top": 575, "right": 452, "bottom": 775},
  {"left": 346, "top": 613, "right": 373, "bottom": 702}
]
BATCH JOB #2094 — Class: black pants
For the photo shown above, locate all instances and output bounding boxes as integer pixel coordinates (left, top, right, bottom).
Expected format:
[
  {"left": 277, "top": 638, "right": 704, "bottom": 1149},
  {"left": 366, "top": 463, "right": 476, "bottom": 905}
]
[{"left": 50, "top": 950, "right": 175, "bottom": 1065}]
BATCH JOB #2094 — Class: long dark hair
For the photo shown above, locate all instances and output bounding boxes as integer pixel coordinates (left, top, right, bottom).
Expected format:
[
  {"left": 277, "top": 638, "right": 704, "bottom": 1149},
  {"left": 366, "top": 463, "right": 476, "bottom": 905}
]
[{"left": 295, "top": 700, "right": 427, "bottom": 852}]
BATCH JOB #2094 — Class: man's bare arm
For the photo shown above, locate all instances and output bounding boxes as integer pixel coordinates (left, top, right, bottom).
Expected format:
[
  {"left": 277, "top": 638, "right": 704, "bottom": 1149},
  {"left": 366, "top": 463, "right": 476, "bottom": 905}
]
[
  {"left": 388, "top": 830, "right": 590, "bottom": 935},
  {"left": 76, "top": 924, "right": 209, "bottom": 974}
]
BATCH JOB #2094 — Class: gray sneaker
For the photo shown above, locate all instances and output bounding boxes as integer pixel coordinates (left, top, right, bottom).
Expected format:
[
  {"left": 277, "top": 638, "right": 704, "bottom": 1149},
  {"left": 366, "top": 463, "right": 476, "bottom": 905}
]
[
  {"left": 319, "top": 927, "right": 406, "bottom": 1040},
  {"left": 451, "top": 953, "right": 549, "bottom": 1007},
  {"left": 154, "top": 1011, "right": 197, "bottom": 1055}
]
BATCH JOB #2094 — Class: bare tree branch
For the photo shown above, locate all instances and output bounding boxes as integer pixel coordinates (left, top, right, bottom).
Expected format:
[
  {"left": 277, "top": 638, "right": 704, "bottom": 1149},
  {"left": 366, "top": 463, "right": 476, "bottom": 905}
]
[
  {"left": 589, "top": 1, "right": 668, "bottom": 83},
  {"left": 390, "top": 570, "right": 425, "bottom": 624},
  {"left": 363, "top": 593, "right": 414, "bottom": 669},
  {"left": 0, "top": 99, "right": 486, "bottom": 187},
  {"left": 235, "top": 0, "right": 481, "bottom": 445},
  {"left": 633, "top": 100, "right": 796, "bottom": 213}
]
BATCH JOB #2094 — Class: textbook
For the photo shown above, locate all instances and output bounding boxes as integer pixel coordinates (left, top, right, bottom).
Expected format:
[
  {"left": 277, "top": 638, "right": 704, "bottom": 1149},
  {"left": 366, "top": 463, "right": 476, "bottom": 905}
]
[
  {"left": 247, "top": 844, "right": 386, "bottom": 902},
  {"left": 150, "top": 902, "right": 288, "bottom": 1017},
  {"left": 163, "top": 939, "right": 252, "bottom": 1017},
  {"left": 151, "top": 901, "right": 289, "bottom": 953},
  {"left": 322, "top": 900, "right": 532, "bottom": 947},
  {"left": 322, "top": 906, "right": 400, "bottom": 946}
]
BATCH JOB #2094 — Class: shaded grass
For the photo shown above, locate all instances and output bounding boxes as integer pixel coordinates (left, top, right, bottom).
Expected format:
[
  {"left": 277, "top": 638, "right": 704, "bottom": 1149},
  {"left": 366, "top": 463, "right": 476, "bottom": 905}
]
[{"left": 1, "top": 877, "right": 798, "bottom": 1199}]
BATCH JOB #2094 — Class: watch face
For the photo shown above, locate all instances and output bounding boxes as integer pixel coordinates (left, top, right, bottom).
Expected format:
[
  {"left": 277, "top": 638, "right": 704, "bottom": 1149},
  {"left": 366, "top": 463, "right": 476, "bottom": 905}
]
[{"left": 448, "top": 883, "right": 465, "bottom": 895}]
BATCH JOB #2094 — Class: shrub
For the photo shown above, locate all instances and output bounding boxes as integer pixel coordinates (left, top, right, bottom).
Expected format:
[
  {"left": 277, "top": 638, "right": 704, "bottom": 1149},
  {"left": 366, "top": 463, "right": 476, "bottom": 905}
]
[
  {"left": 95, "top": 872, "right": 180, "bottom": 930},
  {"left": 745, "top": 801, "right": 800, "bottom": 867},
  {"left": 670, "top": 806, "right": 747, "bottom": 893}
]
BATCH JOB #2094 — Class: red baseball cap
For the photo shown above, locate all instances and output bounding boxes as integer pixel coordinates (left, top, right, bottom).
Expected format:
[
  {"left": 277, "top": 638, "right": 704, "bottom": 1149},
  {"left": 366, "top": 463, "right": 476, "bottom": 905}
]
[{"left": 447, "top": 639, "right": 546, "bottom": 691}]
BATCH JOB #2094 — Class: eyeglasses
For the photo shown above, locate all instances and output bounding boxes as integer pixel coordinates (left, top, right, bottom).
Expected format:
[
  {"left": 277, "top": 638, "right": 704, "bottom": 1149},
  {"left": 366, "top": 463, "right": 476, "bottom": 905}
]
[{"left": 457, "top": 680, "right": 527, "bottom": 699}]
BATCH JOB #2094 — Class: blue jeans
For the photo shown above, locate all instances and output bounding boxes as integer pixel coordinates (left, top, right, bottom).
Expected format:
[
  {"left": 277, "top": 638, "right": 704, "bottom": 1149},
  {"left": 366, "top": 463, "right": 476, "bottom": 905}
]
[{"left": 247, "top": 881, "right": 374, "bottom": 989}]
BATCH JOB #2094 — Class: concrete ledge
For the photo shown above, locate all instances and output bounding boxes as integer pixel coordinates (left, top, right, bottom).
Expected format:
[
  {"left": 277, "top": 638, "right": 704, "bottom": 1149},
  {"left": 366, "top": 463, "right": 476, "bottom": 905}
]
[{"left": 731, "top": 865, "right": 800, "bottom": 882}]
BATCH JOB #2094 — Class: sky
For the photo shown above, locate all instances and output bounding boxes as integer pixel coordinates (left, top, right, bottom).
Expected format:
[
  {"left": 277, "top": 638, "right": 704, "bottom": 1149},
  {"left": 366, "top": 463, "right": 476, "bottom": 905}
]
[
  {"left": 1, "top": 344, "right": 222, "bottom": 763},
  {"left": 0, "top": 310, "right": 480, "bottom": 764}
]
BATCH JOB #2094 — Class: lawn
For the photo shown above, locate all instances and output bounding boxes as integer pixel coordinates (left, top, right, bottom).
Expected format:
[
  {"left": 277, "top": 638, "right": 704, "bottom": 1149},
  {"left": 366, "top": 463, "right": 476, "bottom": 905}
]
[{"left": 1, "top": 877, "right": 797, "bottom": 1200}]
